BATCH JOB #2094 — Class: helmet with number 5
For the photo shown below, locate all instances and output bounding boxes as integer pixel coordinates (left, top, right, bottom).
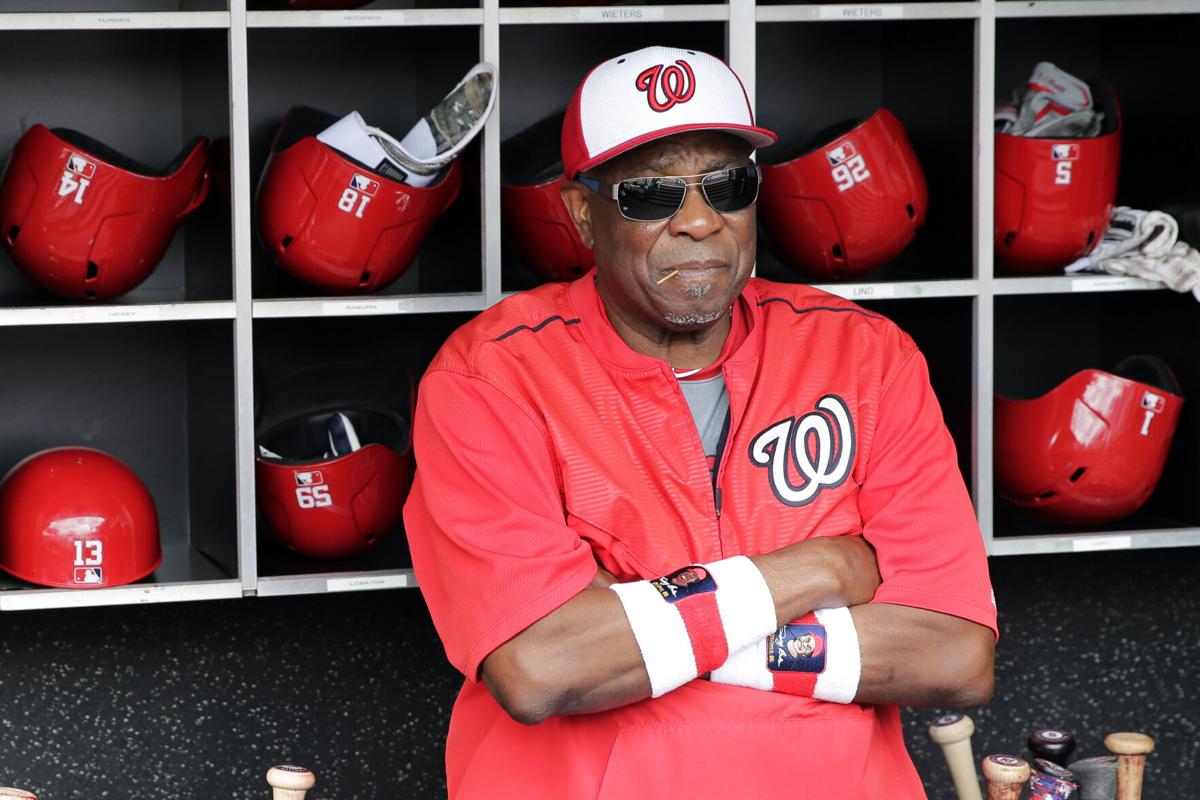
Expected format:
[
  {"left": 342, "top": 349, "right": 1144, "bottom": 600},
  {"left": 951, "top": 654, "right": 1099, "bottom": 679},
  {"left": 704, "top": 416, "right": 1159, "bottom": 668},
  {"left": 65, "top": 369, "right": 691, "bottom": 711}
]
[
  {"left": 0, "top": 125, "right": 210, "bottom": 300},
  {"left": 256, "top": 106, "right": 462, "bottom": 294},
  {"left": 256, "top": 406, "right": 414, "bottom": 560},
  {"left": 994, "top": 82, "right": 1122, "bottom": 274},
  {"left": 759, "top": 108, "right": 928, "bottom": 281},
  {"left": 0, "top": 447, "right": 161, "bottom": 588}
]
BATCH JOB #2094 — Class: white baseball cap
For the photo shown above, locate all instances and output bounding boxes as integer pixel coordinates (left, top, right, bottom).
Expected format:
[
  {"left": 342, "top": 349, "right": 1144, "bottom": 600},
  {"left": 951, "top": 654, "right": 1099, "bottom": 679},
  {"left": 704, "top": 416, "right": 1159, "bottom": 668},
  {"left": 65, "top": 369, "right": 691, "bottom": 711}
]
[{"left": 561, "top": 45, "right": 776, "bottom": 178}]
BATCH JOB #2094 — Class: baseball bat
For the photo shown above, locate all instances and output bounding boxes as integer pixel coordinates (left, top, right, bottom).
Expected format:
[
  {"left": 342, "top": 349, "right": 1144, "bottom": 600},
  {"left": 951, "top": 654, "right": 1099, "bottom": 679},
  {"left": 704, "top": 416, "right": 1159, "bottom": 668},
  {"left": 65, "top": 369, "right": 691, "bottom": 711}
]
[
  {"left": 0, "top": 789, "right": 36, "bottom": 799},
  {"left": 981, "top": 754, "right": 1030, "bottom": 800},
  {"left": 267, "top": 764, "right": 316, "bottom": 800},
  {"left": 1071, "top": 755, "right": 1118, "bottom": 800},
  {"left": 1104, "top": 732, "right": 1154, "bottom": 800},
  {"left": 1028, "top": 728, "right": 1076, "bottom": 767},
  {"left": 929, "top": 713, "right": 983, "bottom": 800}
]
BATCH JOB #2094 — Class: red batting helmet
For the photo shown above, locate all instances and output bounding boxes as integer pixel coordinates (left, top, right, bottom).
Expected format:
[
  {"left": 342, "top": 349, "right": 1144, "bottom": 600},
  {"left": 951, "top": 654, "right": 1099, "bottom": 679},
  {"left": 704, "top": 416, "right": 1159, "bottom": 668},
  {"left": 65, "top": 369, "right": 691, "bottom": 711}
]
[
  {"left": 501, "top": 112, "right": 593, "bottom": 282},
  {"left": 0, "top": 447, "right": 161, "bottom": 588},
  {"left": 995, "top": 355, "right": 1183, "bottom": 526},
  {"left": 256, "top": 407, "right": 414, "bottom": 560},
  {"left": 994, "top": 82, "right": 1122, "bottom": 274},
  {"left": 256, "top": 106, "right": 462, "bottom": 294},
  {"left": 0, "top": 125, "right": 210, "bottom": 300},
  {"left": 759, "top": 109, "right": 928, "bottom": 281}
]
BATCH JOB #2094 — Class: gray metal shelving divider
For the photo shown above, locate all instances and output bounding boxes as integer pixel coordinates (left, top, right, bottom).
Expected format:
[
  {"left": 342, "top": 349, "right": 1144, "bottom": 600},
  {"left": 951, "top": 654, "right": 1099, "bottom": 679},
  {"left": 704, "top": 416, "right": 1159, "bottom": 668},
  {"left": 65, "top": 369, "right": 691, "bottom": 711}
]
[
  {"left": 973, "top": 0, "right": 996, "bottom": 552},
  {"left": 229, "top": 0, "right": 258, "bottom": 596},
  {"left": 0, "top": 0, "right": 1197, "bottom": 611}
]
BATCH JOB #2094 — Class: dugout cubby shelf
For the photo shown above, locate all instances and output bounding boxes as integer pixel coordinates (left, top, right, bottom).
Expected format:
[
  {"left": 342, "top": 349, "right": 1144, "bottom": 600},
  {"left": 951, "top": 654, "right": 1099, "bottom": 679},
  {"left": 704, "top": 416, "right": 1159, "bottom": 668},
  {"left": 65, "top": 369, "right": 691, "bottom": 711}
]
[
  {"left": 992, "top": 292, "right": 1200, "bottom": 538},
  {"left": 0, "top": 27, "right": 232, "bottom": 308},
  {"left": 0, "top": 0, "right": 1195, "bottom": 609},
  {"left": 0, "top": 320, "right": 240, "bottom": 611},
  {"left": 250, "top": 313, "right": 469, "bottom": 593},
  {"left": 246, "top": 24, "right": 484, "bottom": 301},
  {"left": 754, "top": 17, "right": 976, "bottom": 284}
]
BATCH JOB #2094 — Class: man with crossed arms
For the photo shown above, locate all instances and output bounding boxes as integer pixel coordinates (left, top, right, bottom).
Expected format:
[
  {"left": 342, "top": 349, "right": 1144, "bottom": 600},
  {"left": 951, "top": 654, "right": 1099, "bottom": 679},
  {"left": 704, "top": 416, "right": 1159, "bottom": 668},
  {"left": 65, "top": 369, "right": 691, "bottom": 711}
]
[{"left": 404, "top": 45, "right": 997, "bottom": 798}]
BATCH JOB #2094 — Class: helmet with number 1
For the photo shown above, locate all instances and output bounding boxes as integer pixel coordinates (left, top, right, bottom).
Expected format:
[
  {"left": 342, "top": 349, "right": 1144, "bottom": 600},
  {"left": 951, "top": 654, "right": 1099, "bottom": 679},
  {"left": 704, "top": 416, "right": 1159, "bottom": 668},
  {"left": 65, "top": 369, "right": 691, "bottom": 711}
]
[
  {"left": 759, "top": 109, "right": 928, "bottom": 281},
  {"left": 256, "top": 406, "right": 414, "bottom": 560},
  {"left": 256, "top": 106, "right": 462, "bottom": 294},
  {"left": 501, "top": 112, "right": 594, "bottom": 282},
  {"left": 994, "top": 82, "right": 1122, "bottom": 274},
  {"left": 0, "top": 125, "right": 210, "bottom": 300},
  {"left": 995, "top": 355, "right": 1183, "bottom": 526},
  {"left": 0, "top": 447, "right": 161, "bottom": 588}
]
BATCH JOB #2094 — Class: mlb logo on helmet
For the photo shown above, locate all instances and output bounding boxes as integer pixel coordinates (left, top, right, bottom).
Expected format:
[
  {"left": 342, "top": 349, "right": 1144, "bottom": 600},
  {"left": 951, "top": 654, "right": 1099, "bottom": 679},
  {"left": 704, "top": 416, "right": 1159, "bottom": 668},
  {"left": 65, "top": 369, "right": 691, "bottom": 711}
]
[
  {"left": 825, "top": 141, "right": 858, "bottom": 167},
  {"left": 1142, "top": 391, "right": 1165, "bottom": 413},
  {"left": 66, "top": 152, "right": 97, "bottom": 178},
  {"left": 295, "top": 470, "right": 325, "bottom": 486},
  {"left": 73, "top": 567, "right": 103, "bottom": 584},
  {"left": 350, "top": 173, "right": 379, "bottom": 196},
  {"left": 1051, "top": 143, "right": 1079, "bottom": 161}
]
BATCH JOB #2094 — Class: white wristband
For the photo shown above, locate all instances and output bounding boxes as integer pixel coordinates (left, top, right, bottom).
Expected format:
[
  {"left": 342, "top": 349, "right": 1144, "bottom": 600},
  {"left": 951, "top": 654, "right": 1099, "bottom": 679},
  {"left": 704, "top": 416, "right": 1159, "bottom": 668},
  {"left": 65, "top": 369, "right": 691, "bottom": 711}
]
[
  {"left": 610, "top": 556, "right": 776, "bottom": 698},
  {"left": 710, "top": 606, "right": 862, "bottom": 704}
]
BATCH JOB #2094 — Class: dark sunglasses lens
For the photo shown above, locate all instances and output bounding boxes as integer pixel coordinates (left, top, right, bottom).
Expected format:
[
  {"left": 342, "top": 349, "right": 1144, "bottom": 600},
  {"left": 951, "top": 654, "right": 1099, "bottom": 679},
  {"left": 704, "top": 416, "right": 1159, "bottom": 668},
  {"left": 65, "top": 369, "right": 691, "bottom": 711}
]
[
  {"left": 618, "top": 177, "right": 686, "bottom": 221},
  {"left": 702, "top": 167, "right": 760, "bottom": 213}
]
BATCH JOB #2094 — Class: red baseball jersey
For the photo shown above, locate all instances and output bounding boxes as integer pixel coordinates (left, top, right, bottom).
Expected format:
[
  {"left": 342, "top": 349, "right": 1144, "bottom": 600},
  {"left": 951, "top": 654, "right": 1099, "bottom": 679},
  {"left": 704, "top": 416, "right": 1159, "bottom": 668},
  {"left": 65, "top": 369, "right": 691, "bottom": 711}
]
[{"left": 404, "top": 273, "right": 997, "bottom": 799}]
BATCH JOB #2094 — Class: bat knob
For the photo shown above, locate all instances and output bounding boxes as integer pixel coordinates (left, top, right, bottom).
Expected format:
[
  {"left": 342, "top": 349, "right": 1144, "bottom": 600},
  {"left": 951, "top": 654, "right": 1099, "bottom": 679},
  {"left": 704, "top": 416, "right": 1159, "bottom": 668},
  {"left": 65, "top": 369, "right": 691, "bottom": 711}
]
[
  {"left": 930, "top": 712, "right": 975, "bottom": 744},
  {"left": 267, "top": 765, "right": 316, "bottom": 799},
  {"left": 1028, "top": 728, "right": 1076, "bottom": 766},
  {"left": 982, "top": 754, "right": 1030, "bottom": 799},
  {"left": 1104, "top": 732, "right": 1154, "bottom": 757}
]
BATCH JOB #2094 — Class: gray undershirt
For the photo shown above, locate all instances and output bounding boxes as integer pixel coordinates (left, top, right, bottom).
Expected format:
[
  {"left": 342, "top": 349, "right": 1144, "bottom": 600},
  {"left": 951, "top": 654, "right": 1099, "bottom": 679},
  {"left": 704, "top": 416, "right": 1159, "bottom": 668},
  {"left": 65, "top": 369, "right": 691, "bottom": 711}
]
[{"left": 678, "top": 374, "right": 731, "bottom": 483}]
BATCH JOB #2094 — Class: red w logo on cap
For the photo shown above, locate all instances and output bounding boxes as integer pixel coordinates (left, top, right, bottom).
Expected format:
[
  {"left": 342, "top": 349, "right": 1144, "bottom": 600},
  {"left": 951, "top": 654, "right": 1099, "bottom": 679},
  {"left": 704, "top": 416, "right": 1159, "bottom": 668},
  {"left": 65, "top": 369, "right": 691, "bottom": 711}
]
[{"left": 635, "top": 59, "right": 696, "bottom": 112}]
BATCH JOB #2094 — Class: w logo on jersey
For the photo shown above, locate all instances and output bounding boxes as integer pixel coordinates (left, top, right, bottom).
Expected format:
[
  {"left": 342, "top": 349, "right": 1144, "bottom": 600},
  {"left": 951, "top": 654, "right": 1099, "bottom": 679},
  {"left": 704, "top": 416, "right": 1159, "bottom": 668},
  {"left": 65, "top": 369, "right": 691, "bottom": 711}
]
[
  {"left": 826, "top": 142, "right": 858, "bottom": 167},
  {"left": 748, "top": 395, "right": 856, "bottom": 507},
  {"left": 350, "top": 173, "right": 380, "bottom": 196}
]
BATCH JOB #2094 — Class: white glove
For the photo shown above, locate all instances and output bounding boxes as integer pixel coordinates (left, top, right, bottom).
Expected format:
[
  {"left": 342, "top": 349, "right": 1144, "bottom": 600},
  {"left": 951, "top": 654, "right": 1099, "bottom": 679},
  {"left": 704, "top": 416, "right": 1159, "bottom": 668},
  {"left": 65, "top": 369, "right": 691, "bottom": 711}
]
[{"left": 1066, "top": 207, "right": 1200, "bottom": 302}]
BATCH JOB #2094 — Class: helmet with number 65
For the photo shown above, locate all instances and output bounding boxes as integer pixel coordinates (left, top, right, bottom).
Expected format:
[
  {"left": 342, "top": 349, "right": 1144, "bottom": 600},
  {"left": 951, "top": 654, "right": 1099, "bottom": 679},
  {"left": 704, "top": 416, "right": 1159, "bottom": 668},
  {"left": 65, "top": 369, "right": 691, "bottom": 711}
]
[
  {"left": 256, "top": 106, "right": 462, "bottom": 294},
  {"left": 0, "top": 125, "right": 210, "bottom": 300},
  {"left": 0, "top": 447, "right": 162, "bottom": 588},
  {"left": 256, "top": 406, "right": 414, "bottom": 560},
  {"left": 759, "top": 108, "right": 928, "bottom": 281}
]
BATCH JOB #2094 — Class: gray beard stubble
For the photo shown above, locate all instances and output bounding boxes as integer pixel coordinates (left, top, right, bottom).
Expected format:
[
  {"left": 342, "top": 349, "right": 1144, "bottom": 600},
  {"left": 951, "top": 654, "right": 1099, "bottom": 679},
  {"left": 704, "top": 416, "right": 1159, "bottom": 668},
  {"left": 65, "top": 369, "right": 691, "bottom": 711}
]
[{"left": 663, "top": 282, "right": 723, "bottom": 326}]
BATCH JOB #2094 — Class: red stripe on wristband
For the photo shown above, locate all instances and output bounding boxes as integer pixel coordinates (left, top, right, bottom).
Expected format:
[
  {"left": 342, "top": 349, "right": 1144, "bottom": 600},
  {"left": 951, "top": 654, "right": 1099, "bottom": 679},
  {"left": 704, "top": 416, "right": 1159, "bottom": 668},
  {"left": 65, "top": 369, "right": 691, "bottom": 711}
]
[{"left": 675, "top": 591, "right": 729, "bottom": 674}]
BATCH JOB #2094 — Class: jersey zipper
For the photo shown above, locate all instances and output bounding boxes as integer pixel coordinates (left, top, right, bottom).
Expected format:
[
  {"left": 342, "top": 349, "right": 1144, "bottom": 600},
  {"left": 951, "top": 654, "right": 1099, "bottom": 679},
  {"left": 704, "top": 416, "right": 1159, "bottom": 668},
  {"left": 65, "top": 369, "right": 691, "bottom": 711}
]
[{"left": 666, "top": 369, "right": 725, "bottom": 555}]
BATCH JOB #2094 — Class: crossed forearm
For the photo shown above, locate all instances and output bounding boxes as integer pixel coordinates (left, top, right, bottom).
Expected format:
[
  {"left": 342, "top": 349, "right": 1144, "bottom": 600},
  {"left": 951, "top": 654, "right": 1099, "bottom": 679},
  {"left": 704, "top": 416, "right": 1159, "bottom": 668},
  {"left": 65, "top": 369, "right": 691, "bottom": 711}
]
[{"left": 480, "top": 536, "right": 993, "bottom": 724}]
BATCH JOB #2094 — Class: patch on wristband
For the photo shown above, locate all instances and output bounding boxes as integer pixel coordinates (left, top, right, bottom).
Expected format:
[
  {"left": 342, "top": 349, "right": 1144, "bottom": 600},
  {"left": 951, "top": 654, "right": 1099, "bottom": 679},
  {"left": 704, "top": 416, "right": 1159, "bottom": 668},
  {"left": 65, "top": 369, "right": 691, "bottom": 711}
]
[
  {"left": 767, "top": 623, "right": 827, "bottom": 673},
  {"left": 650, "top": 565, "right": 717, "bottom": 604}
]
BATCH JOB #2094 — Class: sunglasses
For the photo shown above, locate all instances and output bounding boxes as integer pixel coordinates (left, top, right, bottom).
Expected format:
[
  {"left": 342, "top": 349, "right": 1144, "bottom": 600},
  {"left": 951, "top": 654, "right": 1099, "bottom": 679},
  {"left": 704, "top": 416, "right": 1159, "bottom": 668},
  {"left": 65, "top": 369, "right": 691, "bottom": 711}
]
[{"left": 576, "top": 165, "right": 762, "bottom": 223}]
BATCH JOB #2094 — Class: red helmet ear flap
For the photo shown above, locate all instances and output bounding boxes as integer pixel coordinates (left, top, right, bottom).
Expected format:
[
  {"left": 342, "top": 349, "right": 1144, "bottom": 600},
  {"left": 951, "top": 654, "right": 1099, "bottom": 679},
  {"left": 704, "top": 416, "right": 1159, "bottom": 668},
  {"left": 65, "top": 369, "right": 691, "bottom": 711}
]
[
  {"left": 759, "top": 108, "right": 927, "bottom": 281},
  {"left": 0, "top": 126, "right": 210, "bottom": 300},
  {"left": 994, "top": 355, "right": 1183, "bottom": 526},
  {"left": 501, "top": 111, "right": 594, "bottom": 282}
]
